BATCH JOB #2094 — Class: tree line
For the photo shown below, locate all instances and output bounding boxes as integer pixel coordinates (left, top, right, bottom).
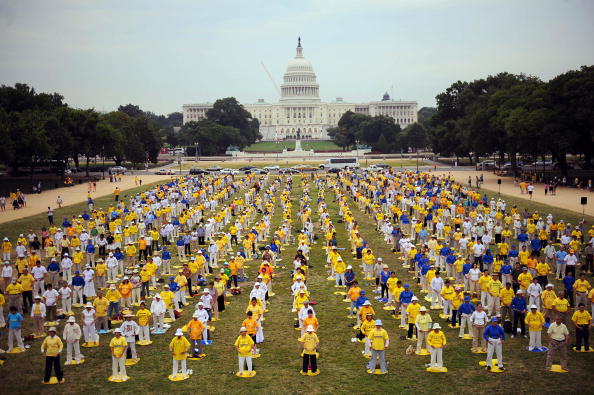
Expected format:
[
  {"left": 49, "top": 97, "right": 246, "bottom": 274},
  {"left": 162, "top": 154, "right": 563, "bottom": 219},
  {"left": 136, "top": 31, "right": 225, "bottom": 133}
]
[
  {"left": 428, "top": 66, "right": 594, "bottom": 176},
  {"left": 0, "top": 83, "right": 184, "bottom": 175},
  {"left": 327, "top": 111, "right": 429, "bottom": 154},
  {"left": 174, "top": 97, "right": 262, "bottom": 155}
]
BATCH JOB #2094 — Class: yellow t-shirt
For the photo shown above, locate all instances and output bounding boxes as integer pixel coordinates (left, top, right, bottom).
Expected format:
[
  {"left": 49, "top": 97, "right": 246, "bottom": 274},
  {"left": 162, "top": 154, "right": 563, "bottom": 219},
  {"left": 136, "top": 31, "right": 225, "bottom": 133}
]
[
  {"left": 525, "top": 311, "right": 544, "bottom": 331},
  {"left": 169, "top": 336, "right": 191, "bottom": 360},
  {"left": 136, "top": 309, "right": 152, "bottom": 326},
  {"left": 234, "top": 334, "right": 254, "bottom": 357},
  {"left": 406, "top": 303, "right": 421, "bottom": 324},
  {"left": 368, "top": 328, "right": 389, "bottom": 351},
  {"left": 299, "top": 332, "right": 319, "bottom": 355},
  {"left": 110, "top": 336, "right": 128, "bottom": 358},
  {"left": 572, "top": 310, "right": 592, "bottom": 325},
  {"left": 93, "top": 297, "right": 109, "bottom": 317},
  {"left": 427, "top": 330, "right": 446, "bottom": 348},
  {"left": 41, "top": 335, "right": 63, "bottom": 356},
  {"left": 552, "top": 297, "right": 569, "bottom": 313}
]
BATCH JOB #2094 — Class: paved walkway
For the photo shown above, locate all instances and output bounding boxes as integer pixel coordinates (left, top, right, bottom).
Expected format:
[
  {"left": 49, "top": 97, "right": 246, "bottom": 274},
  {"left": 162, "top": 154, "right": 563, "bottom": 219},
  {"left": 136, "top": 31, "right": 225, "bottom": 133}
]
[
  {"left": 0, "top": 174, "right": 170, "bottom": 224},
  {"left": 446, "top": 170, "right": 593, "bottom": 217}
]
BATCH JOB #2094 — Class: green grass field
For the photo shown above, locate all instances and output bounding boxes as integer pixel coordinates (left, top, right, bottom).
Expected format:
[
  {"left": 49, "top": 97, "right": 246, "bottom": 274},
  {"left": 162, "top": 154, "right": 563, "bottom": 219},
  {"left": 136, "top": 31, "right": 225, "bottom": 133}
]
[
  {"left": 244, "top": 141, "right": 295, "bottom": 152},
  {"left": 1, "top": 175, "right": 592, "bottom": 393},
  {"left": 300, "top": 141, "right": 342, "bottom": 151}
]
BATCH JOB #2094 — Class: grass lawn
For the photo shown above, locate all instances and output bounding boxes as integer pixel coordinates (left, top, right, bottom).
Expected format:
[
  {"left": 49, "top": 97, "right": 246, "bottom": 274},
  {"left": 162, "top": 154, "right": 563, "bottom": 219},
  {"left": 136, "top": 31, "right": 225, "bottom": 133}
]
[
  {"left": 300, "top": 141, "right": 342, "bottom": 151},
  {"left": 1, "top": 175, "right": 592, "bottom": 393},
  {"left": 244, "top": 141, "right": 295, "bottom": 152}
]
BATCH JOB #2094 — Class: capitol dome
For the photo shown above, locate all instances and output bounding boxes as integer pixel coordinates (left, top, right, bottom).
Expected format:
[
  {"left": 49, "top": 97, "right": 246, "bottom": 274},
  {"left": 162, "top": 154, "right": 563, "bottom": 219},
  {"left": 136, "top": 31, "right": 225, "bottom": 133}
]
[{"left": 280, "top": 38, "right": 320, "bottom": 102}]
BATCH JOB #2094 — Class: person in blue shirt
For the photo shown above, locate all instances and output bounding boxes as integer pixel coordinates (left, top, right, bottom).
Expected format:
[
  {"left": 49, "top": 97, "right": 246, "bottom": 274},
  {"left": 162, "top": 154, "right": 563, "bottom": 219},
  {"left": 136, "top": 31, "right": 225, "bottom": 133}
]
[
  {"left": 511, "top": 290, "right": 527, "bottom": 338},
  {"left": 562, "top": 272, "right": 575, "bottom": 307},
  {"left": 530, "top": 237, "right": 542, "bottom": 257},
  {"left": 440, "top": 243, "right": 452, "bottom": 268},
  {"left": 398, "top": 284, "right": 414, "bottom": 328},
  {"left": 483, "top": 250, "right": 494, "bottom": 273},
  {"left": 345, "top": 266, "right": 356, "bottom": 292},
  {"left": 85, "top": 240, "right": 96, "bottom": 266},
  {"left": 555, "top": 246, "right": 568, "bottom": 280},
  {"left": 508, "top": 245, "right": 519, "bottom": 264},
  {"left": 458, "top": 296, "right": 476, "bottom": 338},
  {"left": 379, "top": 267, "right": 391, "bottom": 301},
  {"left": 175, "top": 235, "right": 186, "bottom": 261},
  {"left": 517, "top": 230, "right": 529, "bottom": 249},
  {"left": 7, "top": 306, "right": 25, "bottom": 352},
  {"left": 445, "top": 252, "right": 457, "bottom": 278},
  {"left": 483, "top": 317, "right": 506, "bottom": 370},
  {"left": 162, "top": 247, "right": 172, "bottom": 275},
  {"left": 71, "top": 271, "right": 86, "bottom": 304},
  {"left": 500, "top": 260, "right": 513, "bottom": 285},
  {"left": 355, "top": 290, "right": 369, "bottom": 310}
]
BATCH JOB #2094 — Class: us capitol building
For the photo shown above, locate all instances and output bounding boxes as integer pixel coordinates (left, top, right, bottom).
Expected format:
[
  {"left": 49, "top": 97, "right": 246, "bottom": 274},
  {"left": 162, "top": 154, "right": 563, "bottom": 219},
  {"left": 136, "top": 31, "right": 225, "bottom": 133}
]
[{"left": 182, "top": 38, "right": 418, "bottom": 141}]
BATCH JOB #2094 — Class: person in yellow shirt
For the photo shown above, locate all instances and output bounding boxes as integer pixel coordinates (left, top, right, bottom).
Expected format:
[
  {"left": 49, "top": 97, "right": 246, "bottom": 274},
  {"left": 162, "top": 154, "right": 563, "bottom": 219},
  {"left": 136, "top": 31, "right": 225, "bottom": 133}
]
[
  {"left": 6, "top": 278, "right": 23, "bottom": 313},
  {"left": 93, "top": 290, "right": 109, "bottom": 332},
  {"left": 105, "top": 284, "right": 122, "bottom": 319},
  {"left": 169, "top": 328, "right": 191, "bottom": 379},
  {"left": 525, "top": 305, "right": 545, "bottom": 351},
  {"left": 135, "top": 302, "right": 152, "bottom": 345},
  {"left": 298, "top": 325, "right": 320, "bottom": 375},
  {"left": 406, "top": 297, "right": 421, "bottom": 340},
  {"left": 415, "top": 306, "right": 433, "bottom": 353},
  {"left": 186, "top": 313, "right": 205, "bottom": 358},
  {"left": 478, "top": 270, "right": 492, "bottom": 307},
  {"left": 366, "top": 320, "right": 389, "bottom": 374},
  {"left": 41, "top": 327, "right": 64, "bottom": 383},
  {"left": 346, "top": 281, "right": 361, "bottom": 318},
  {"left": 427, "top": 323, "right": 447, "bottom": 370},
  {"left": 574, "top": 273, "right": 592, "bottom": 308},
  {"left": 518, "top": 268, "right": 533, "bottom": 291},
  {"left": 541, "top": 283, "right": 556, "bottom": 324},
  {"left": 571, "top": 303, "right": 592, "bottom": 352},
  {"left": 487, "top": 274, "right": 503, "bottom": 317},
  {"left": 359, "top": 313, "right": 376, "bottom": 357},
  {"left": 18, "top": 269, "right": 35, "bottom": 313},
  {"left": 552, "top": 292, "right": 570, "bottom": 323},
  {"left": 109, "top": 328, "right": 128, "bottom": 381},
  {"left": 235, "top": 326, "right": 256, "bottom": 376},
  {"left": 499, "top": 283, "right": 515, "bottom": 323}
]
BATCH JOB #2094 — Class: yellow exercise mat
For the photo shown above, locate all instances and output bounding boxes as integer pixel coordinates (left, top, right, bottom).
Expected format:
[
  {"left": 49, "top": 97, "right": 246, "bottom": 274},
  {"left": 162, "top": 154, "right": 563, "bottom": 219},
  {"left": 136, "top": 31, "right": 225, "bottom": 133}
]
[
  {"left": 44, "top": 321, "right": 59, "bottom": 327},
  {"left": 236, "top": 370, "right": 257, "bottom": 378},
  {"left": 125, "top": 358, "right": 140, "bottom": 366},
  {"left": 108, "top": 375, "right": 130, "bottom": 382},
  {"left": 82, "top": 341, "right": 100, "bottom": 348},
  {"left": 572, "top": 346, "right": 594, "bottom": 352},
  {"left": 252, "top": 353, "right": 262, "bottom": 359},
  {"left": 479, "top": 360, "right": 504, "bottom": 372},
  {"left": 136, "top": 340, "right": 153, "bottom": 346},
  {"left": 42, "top": 377, "right": 65, "bottom": 384},
  {"left": 426, "top": 366, "right": 448, "bottom": 373},
  {"left": 383, "top": 306, "right": 395, "bottom": 311},
  {"left": 187, "top": 354, "right": 207, "bottom": 360},
  {"left": 333, "top": 291, "right": 346, "bottom": 296},
  {"left": 415, "top": 349, "right": 430, "bottom": 355},
  {"left": 471, "top": 348, "right": 487, "bottom": 354},
  {"left": 300, "top": 369, "right": 320, "bottom": 376},
  {"left": 64, "top": 359, "right": 85, "bottom": 365},
  {"left": 168, "top": 373, "right": 190, "bottom": 381},
  {"left": 549, "top": 364, "right": 568, "bottom": 373},
  {"left": 7, "top": 347, "right": 26, "bottom": 354},
  {"left": 164, "top": 318, "right": 175, "bottom": 323},
  {"left": 367, "top": 369, "right": 387, "bottom": 375},
  {"left": 460, "top": 334, "right": 472, "bottom": 340}
]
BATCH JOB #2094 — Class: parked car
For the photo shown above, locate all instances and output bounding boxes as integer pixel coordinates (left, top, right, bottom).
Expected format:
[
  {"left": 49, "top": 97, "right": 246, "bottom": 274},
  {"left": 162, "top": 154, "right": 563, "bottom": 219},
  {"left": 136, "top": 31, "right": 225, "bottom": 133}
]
[
  {"left": 250, "top": 168, "right": 269, "bottom": 175},
  {"left": 189, "top": 168, "right": 209, "bottom": 175},
  {"left": 263, "top": 165, "right": 280, "bottom": 171},
  {"left": 279, "top": 168, "right": 299, "bottom": 174},
  {"left": 220, "top": 168, "right": 239, "bottom": 175},
  {"left": 239, "top": 166, "right": 256, "bottom": 171},
  {"left": 522, "top": 160, "right": 560, "bottom": 171},
  {"left": 291, "top": 164, "right": 318, "bottom": 172},
  {"left": 206, "top": 166, "right": 222, "bottom": 172},
  {"left": 155, "top": 169, "right": 175, "bottom": 175},
  {"left": 499, "top": 161, "right": 524, "bottom": 171},
  {"left": 475, "top": 160, "right": 498, "bottom": 170},
  {"left": 108, "top": 166, "right": 127, "bottom": 174}
]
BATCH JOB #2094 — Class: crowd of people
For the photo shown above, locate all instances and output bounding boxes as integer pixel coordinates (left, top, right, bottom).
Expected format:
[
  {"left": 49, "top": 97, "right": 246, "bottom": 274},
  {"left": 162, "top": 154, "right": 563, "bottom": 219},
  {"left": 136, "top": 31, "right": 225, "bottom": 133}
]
[{"left": 0, "top": 166, "right": 593, "bottom": 385}]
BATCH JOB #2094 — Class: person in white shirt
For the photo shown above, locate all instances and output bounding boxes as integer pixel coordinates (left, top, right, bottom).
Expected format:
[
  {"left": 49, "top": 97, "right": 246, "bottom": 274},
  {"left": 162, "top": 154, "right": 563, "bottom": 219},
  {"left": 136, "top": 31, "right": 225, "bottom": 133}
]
[
  {"left": 82, "top": 266, "right": 96, "bottom": 298},
  {"left": 42, "top": 284, "right": 60, "bottom": 322},
  {"left": 61, "top": 254, "right": 73, "bottom": 283},
  {"left": 250, "top": 282, "right": 267, "bottom": 312},
  {"left": 31, "top": 261, "right": 47, "bottom": 297},
  {"left": 564, "top": 251, "right": 578, "bottom": 277},
  {"left": 470, "top": 304, "right": 489, "bottom": 352},
  {"left": 430, "top": 271, "right": 445, "bottom": 309},
  {"left": 120, "top": 314, "right": 140, "bottom": 362},
  {"left": 106, "top": 253, "right": 118, "bottom": 282},
  {"left": 473, "top": 240, "right": 485, "bottom": 269},
  {"left": 59, "top": 282, "right": 73, "bottom": 315},
  {"left": 63, "top": 316, "right": 83, "bottom": 364},
  {"left": 150, "top": 294, "right": 166, "bottom": 333},
  {"left": 193, "top": 302, "right": 210, "bottom": 341},
  {"left": 199, "top": 289, "right": 213, "bottom": 319},
  {"left": 2, "top": 261, "right": 13, "bottom": 290},
  {"left": 527, "top": 278, "right": 543, "bottom": 310}
]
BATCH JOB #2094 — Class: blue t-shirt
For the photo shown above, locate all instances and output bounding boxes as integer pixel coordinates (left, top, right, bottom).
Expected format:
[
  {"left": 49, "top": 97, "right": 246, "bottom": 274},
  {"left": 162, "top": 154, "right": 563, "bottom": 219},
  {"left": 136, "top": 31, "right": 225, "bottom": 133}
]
[{"left": 7, "top": 312, "right": 24, "bottom": 329}]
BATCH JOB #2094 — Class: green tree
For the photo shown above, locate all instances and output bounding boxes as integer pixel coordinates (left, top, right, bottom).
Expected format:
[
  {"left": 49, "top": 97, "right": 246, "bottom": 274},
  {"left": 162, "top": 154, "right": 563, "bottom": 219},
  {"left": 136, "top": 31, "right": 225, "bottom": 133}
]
[{"left": 206, "top": 97, "right": 262, "bottom": 146}]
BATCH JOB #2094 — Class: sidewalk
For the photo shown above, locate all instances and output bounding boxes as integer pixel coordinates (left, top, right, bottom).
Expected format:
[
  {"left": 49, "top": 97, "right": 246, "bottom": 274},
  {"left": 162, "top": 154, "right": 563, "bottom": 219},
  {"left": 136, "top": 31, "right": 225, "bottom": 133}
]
[
  {"left": 447, "top": 170, "right": 593, "bottom": 217},
  {"left": 0, "top": 174, "right": 170, "bottom": 224}
]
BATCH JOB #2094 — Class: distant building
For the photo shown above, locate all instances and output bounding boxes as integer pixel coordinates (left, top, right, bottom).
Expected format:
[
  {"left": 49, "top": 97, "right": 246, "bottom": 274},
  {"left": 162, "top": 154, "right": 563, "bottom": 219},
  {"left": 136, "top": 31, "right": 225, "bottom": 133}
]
[{"left": 183, "top": 38, "right": 418, "bottom": 140}]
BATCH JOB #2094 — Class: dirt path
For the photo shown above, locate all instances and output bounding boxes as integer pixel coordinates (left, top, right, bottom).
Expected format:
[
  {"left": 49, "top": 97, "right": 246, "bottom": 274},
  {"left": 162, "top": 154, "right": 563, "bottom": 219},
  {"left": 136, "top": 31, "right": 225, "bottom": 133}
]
[
  {"left": 446, "top": 170, "right": 594, "bottom": 217},
  {"left": 0, "top": 174, "right": 170, "bottom": 224}
]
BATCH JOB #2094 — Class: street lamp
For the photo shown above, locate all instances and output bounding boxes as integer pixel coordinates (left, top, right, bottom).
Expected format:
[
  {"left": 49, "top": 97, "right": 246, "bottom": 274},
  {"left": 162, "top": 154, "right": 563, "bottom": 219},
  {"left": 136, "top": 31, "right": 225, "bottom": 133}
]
[
  {"left": 195, "top": 142, "right": 199, "bottom": 163},
  {"left": 355, "top": 139, "right": 360, "bottom": 165},
  {"left": 178, "top": 154, "right": 182, "bottom": 176}
]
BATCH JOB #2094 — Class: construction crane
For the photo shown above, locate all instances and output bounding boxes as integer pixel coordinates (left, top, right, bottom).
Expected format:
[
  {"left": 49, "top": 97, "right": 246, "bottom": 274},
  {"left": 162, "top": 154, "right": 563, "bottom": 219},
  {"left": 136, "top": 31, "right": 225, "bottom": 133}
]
[{"left": 261, "top": 61, "right": 281, "bottom": 96}]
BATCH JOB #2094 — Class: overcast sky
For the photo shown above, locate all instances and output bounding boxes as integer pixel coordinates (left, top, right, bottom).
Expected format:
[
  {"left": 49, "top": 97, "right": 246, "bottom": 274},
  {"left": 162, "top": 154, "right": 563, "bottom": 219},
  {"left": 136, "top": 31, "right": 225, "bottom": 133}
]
[{"left": 1, "top": 0, "right": 593, "bottom": 115}]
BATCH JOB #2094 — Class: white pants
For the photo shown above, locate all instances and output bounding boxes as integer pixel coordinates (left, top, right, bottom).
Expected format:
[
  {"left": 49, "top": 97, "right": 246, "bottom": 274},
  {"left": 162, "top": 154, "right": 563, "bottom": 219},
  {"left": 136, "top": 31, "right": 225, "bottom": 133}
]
[
  {"left": 66, "top": 341, "right": 82, "bottom": 362},
  {"left": 172, "top": 358, "right": 187, "bottom": 376},
  {"left": 529, "top": 331, "right": 542, "bottom": 349},
  {"left": 417, "top": 331, "right": 428, "bottom": 352},
  {"left": 112, "top": 356, "right": 126, "bottom": 378},
  {"left": 429, "top": 346, "right": 443, "bottom": 368},
  {"left": 459, "top": 315, "right": 472, "bottom": 336},
  {"left": 8, "top": 328, "right": 24, "bottom": 350},
  {"left": 238, "top": 356, "right": 253, "bottom": 372},
  {"left": 33, "top": 280, "right": 45, "bottom": 297},
  {"left": 73, "top": 286, "right": 84, "bottom": 305},
  {"left": 128, "top": 341, "right": 137, "bottom": 359},
  {"left": 486, "top": 338, "right": 503, "bottom": 367},
  {"left": 108, "top": 267, "right": 118, "bottom": 282},
  {"left": 63, "top": 268, "right": 72, "bottom": 283},
  {"left": 431, "top": 290, "right": 442, "bottom": 308},
  {"left": 528, "top": 296, "right": 541, "bottom": 310},
  {"left": 443, "top": 300, "right": 452, "bottom": 317},
  {"left": 154, "top": 314, "right": 164, "bottom": 330},
  {"left": 139, "top": 325, "right": 150, "bottom": 342},
  {"left": 62, "top": 297, "right": 72, "bottom": 315},
  {"left": 83, "top": 323, "right": 98, "bottom": 343},
  {"left": 488, "top": 295, "right": 500, "bottom": 316},
  {"left": 132, "top": 288, "right": 141, "bottom": 305},
  {"left": 400, "top": 305, "right": 408, "bottom": 327}
]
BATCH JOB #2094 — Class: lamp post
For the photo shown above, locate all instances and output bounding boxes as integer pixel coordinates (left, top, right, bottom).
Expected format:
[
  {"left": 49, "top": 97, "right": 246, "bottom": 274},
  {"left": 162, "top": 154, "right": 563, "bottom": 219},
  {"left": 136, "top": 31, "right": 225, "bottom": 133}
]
[
  {"left": 355, "top": 139, "right": 360, "bottom": 164},
  {"left": 416, "top": 148, "right": 419, "bottom": 172},
  {"left": 178, "top": 154, "right": 182, "bottom": 176},
  {"left": 195, "top": 142, "right": 199, "bottom": 162}
]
